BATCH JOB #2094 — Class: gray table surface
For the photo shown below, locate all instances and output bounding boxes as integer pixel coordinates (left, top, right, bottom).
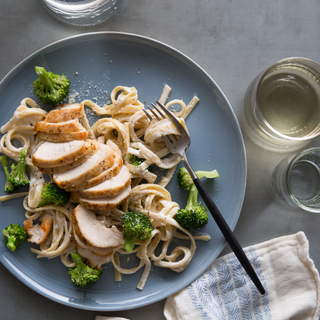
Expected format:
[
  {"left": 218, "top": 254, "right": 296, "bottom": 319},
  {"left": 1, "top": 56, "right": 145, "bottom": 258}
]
[{"left": 1, "top": 1, "right": 320, "bottom": 319}]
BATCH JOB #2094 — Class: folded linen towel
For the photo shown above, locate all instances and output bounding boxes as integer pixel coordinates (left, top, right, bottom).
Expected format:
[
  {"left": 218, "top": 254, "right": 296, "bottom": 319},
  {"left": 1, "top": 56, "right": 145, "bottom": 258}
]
[{"left": 164, "top": 231, "right": 320, "bottom": 320}]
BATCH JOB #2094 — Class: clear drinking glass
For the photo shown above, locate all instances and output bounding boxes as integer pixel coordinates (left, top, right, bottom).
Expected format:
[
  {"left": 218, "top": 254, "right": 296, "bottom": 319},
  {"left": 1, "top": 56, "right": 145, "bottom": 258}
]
[
  {"left": 272, "top": 147, "right": 320, "bottom": 212},
  {"left": 42, "top": 0, "right": 126, "bottom": 26},
  {"left": 244, "top": 57, "right": 320, "bottom": 152}
]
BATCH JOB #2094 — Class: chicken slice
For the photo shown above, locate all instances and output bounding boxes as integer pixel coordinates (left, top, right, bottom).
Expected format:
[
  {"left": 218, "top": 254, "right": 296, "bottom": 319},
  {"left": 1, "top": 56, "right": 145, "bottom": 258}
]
[
  {"left": 73, "top": 230, "right": 114, "bottom": 256},
  {"left": 74, "top": 165, "right": 131, "bottom": 199},
  {"left": 44, "top": 103, "right": 83, "bottom": 123},
  {"left": 35, "top": 119, "right": 85, "bottom": 134},
  {"left": 53, "top": 143, "right": 117, "bottom": 191},
  {"left": 37, "top": 148, "right": 97, "bottom": 174},
  {"left": 32, "top": 139, "right": 98, "bottom": 168},
  {"left": 37, "top": 130, "right": 88, "bottom": 142},
  {"left": 76, "top": 246, "right": 111, "bottom": 270},
  {"left": 24, "top": 213, "right": 53, "bottom": 245},
  {"left": 72, "top": 205, "right": 124, "bottom": 248},
  {"left": 71, "top": 185, "right": 132, "bottom": 210},
  {"left": 69, "top": 150, "right": 123, "bottom": 191}
]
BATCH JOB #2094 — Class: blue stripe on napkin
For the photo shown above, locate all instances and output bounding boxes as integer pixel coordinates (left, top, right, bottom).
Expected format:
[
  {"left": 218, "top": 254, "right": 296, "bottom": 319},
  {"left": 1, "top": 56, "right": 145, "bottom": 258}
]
[{"left": 188, "top": 247, "right": 272, "bottom": 320}]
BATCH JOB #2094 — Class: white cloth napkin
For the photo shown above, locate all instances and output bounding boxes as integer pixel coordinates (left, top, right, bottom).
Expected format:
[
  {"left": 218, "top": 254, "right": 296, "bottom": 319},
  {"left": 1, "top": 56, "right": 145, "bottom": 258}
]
[{"left": 164, "top": 231, "right": 320, "bottom": 320}]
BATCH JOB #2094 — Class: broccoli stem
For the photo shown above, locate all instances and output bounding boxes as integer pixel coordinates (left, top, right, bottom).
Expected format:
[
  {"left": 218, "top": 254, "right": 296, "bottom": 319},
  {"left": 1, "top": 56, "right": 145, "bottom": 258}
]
[
  {"left": 196, "top": 169, "right": 219, "bottom": 179},
  {"left": 124, "top": 237, "right": 136, "bottom": 253},
  {"left": 0, "top": 156, "right": 10, "bottom": 179},
  {"left": 35, "top": 67, "right": 55, "bottom": 92},
  {"left": 17, "top": 148, "right": 27, "bottom": 173},
  {"left": 185, "top": 169, "right": 219, "bottom": 209},
  {"left": 6, "top": 235, "right": 17, "bottom": 251},
  {"left": 186, "top": 184, "right": 199, "bottom": 210},
  {"left": 0, "top": 155, "right": 14, "bottom": 192},
  {"left": 71, "top": 252, "right": 86, "bottom": 271}
]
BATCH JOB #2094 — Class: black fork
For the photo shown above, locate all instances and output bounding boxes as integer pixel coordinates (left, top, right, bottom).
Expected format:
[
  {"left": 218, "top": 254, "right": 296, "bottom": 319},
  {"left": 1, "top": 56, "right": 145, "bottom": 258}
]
[{"left": 143, "top": 101, "right": 265, "bottom": 295}]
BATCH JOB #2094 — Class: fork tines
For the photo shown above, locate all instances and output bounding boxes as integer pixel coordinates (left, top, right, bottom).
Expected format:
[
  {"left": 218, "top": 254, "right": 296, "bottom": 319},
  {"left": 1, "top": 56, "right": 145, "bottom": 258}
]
[
  {"left": 143, "top": 101, "right": 188, "bottom": 138},
  {"left": 143, "top": 104, "right": 163, "bottom": 121}
]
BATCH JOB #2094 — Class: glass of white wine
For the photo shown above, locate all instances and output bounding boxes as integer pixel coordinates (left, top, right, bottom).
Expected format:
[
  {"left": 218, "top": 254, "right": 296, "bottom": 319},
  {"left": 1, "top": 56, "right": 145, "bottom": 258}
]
[
  {"left": 244, "top": 57, "right": 320, "bottom": 151},
  {"left": 272, "top": 147, "right": 320, "bottom": 212}
]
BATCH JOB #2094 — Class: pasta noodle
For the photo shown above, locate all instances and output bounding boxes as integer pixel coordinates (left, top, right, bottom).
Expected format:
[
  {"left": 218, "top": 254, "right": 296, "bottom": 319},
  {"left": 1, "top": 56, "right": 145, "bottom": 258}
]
[{"left": 0, "top": 84, "right": 210, "bottom": 290}]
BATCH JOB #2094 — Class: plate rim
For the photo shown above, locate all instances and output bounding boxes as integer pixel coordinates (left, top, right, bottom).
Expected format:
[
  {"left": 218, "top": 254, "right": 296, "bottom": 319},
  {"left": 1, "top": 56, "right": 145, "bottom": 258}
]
[{"left": 0, "top": 31, "right": 247, "bottom": 311}]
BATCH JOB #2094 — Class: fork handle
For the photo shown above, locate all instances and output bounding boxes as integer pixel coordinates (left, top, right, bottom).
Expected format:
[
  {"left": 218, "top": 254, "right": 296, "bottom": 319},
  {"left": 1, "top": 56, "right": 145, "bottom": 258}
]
[{"left": 193, "top": 177, "right": 265, "bottom": 295}]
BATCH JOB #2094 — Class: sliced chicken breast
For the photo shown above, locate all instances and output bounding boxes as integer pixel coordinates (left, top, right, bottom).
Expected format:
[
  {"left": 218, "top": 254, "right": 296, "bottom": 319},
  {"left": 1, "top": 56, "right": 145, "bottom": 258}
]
[
  {"left": 76, "top": 246, "right": 111, "bottom": 270},
  {"left": 24, "top": 213, "right": 53, "bottom": 245},
  {"left": 32, "top": 139, "right": 98, "bottom": 168},
  {"left": 53, "top": 143, "right": 117, "bottom": 191},
  {"left": 37, "top": 130, "right": 88, "bottom": 142},
  {"left": 44, "top": 103, "right": 83, "bottom": 123},
  {"left": 74, "top": 165, "right": 131, "bottom": 199},
  {"left": 71, "top": 185, "right": 132, "bottom": 210},
  {"left": 37, "top": 148, "right": 97, "bottom": 174},
  {"left": 73, "top": 229, "right": 114, "bottom": 256},
  {"left": 35, "top": 119, "right": 85, "bottom": 134},
  {"left": 69, "top": 151, "right": 123, "bottom": 191},
  {"left": 72, "top": 205, "right": 124, "bottom": 248}
]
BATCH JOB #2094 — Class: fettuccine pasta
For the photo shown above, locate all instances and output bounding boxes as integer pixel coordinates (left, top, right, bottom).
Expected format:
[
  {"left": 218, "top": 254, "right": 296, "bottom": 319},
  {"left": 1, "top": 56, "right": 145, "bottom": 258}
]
[{"left": 0, "top": 84, "right": 209, "bottom": 290}]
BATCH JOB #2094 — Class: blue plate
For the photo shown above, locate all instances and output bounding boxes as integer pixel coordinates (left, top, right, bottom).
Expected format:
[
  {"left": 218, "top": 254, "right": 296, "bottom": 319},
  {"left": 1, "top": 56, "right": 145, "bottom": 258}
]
[{"left": 0, "top": 32, "right": 246, "bottom": 311}]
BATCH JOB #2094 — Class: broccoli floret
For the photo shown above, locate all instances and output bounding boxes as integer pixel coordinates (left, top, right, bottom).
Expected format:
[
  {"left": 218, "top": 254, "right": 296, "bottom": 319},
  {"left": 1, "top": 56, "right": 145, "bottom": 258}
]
[
  {"left": 0, "top": 155, "right": 14, "bottom": 193},
  {"left": 0, "top": 150, "right": 30, "bottom": 193},
  {"left": 33, "top": 66, "right": 70, "bottom": 105},
  {"left": 68, "top": 252, "right": 102, "bottom": 288},
  {"left": 175, "top": 167, "right": 219, "bottom": 230},
  {"left": 9, "top": 149, "right": 29, "bottom": 188},
  {"left": 2, "top": 224, "right": 28, "bottom": 252},
  {"left": 129, "top": 154, "right": 154, "bottom": 174},
  {"left": 120, "top": 212, "right": 153, "bottom": 253},
  {"left": 175, "top": 184, "right": 209, "bottom": 230},
  {"left": 129, "top": 154, "right": 145, "bottom": 166},
  {"left": 177, "top": 167, "right": 194, "bottom": 191},
  {"left": 38, "top": 182, "right": 70, "bottom": 207}
]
